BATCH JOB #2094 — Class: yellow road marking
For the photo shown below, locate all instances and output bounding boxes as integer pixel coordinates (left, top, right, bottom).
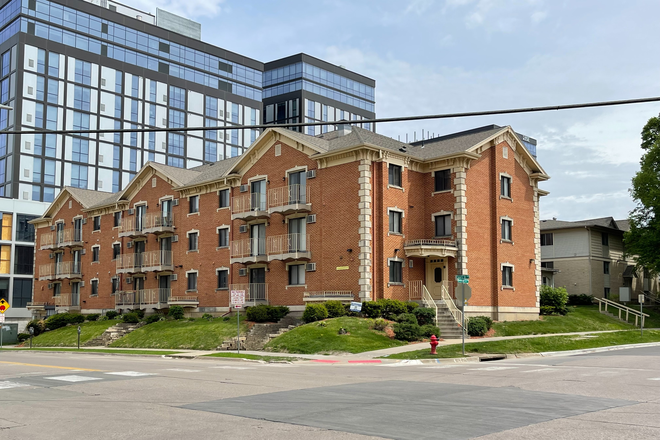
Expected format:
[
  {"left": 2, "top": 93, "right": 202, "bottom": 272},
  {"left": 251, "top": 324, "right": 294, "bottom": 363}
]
[{"left": 0, "top": 361, "right": 103, "bottom": 372}]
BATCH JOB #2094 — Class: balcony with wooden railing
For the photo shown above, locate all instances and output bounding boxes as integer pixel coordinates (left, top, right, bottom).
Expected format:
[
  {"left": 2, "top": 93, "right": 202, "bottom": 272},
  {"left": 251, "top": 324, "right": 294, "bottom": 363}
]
[
  {"left": 116, "top": 251, "right": 173, "bottom": 274},
  {"left": 53, "top": 293, "right": 80, "bottom": 309},
  {"left": 168, "top": 295, "right": 199, "bottom": 307},
  {"left": 143, "top": 213, "right": 175, "bottom": 235},
  {"left": 267, "top": 233, "right": 311, "bottom": 261},
  {"left": 231, "top": 193, "right": 269, "bottom": 221},
  {"left": 230, "top": 238, "right": 268, "bottom": 264},
  {"left": 229, "top": 283, "right": 268, "bottom": 302},
  {"left": 268, "top": 184, "right": 311, "bottom": 215},
  {"left": 119, "top": 216, "right": 146, "bottom": 238},
  {"left": 40, "top": 228, "right": 83, "bottom": 250},
  {"left": 303, "top": 291, "right": 354, "bottom": 302},
  {"left": 115, "top": 288, "right": 171, "bottom": 308},
  {"left": 39, "top": 261, "right": 82, "bottom": 280},
  {"left": 404, "top": 239, "right": 458, "bottom": 258}
]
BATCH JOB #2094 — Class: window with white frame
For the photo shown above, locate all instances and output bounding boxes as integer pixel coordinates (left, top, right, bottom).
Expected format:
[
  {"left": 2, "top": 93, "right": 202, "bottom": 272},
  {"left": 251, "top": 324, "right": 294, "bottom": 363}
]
[
  {"left": 389, "top": 209, "right": 402, "bottom": 234},
  {"left": 435, "top": 214, "right": 451, "bottom": 237},
  {"left": 388, "top": 164, "right": 402, "bottom": 187},
  {"left": 111, "top": 277, "right": 118, "bottom": 295},
  {"left": 114, "top": 211, "right": 121, "bottom": 227},
  {"left": 92, "top": 245, "right": 100, "bottom": 262},
  {"left": 500, "top": 175, "right": 511, "bottom": 198},
  {"left": 502, "top": 265, "right": 513, "bottom": 287},
  {"left": 289, "top": 264, "right": 306, "bottom": 285},
  {"left": 93, "top": 216, "right": 101, "bottom": 231},
  {"left": 389, "top": 259, "right": 403, "bottom": 283},
  {"left": 218, "top": 228, "right": 229, "bottom": 248},
  {"left": 189, "top": 195, "right": 199, "bottom": 213},
  {"left": 91, "top": 279, "right": 98, "bottom": 296},
  {"left": 218, "top": 189, "right": 230, "bottom": 208},
  {"left": 540, "top": 233, "right": 553, "bottom": 246},
  {"left": 188, "top": 232, "right": 199, "bottom": 251},
  {"left": 187, "top": 272, "right": 198, "bottom": 291},
  {"left": 501, "top": 218, "right": 512, "bottom": 241},
  {"left": 217, "top": 269, "right": 228, "bottom": 289},
  {"left": 112, "top": 243, "right": 120, "bottom": 260},
  {"left": 434, "top": 169, "right": 451, "bottom": 192}
]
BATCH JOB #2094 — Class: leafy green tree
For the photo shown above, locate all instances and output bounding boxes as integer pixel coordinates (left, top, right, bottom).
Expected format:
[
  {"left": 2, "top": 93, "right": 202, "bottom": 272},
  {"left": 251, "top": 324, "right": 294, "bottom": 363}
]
[{"left": 625, "top": 114, "right": 660, "bottom": 274}]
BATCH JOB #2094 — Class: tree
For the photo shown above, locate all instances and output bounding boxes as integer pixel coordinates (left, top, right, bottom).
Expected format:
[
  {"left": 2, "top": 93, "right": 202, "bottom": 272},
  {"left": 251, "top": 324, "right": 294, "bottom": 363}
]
[{"left": 624, "top": 114, "right": 660, "bottom": 274}]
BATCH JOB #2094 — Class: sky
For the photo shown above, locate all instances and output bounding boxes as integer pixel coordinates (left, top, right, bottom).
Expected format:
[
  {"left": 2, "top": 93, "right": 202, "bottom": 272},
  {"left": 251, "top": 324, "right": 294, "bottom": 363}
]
[{"left": 129, "top": 0, "right": 660, "bottom": 222}]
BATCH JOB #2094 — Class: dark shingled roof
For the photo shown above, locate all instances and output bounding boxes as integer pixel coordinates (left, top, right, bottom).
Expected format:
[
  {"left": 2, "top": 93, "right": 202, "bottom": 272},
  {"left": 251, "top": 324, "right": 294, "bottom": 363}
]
[{"left": 540, "top": 217, "right": 623, "bottom": 232}]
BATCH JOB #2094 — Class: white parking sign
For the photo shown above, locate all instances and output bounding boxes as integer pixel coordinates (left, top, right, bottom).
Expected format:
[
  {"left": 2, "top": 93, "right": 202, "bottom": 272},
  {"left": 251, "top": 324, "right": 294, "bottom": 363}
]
[{"left": 231, "top": 290, "right": 245, "bottom": 307}]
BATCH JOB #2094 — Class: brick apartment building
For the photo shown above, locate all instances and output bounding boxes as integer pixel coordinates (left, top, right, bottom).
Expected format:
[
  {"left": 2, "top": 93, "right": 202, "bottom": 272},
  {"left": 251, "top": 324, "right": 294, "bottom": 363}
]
[{"left": 30, "top": 124, "right": 548, "bottom": 321}]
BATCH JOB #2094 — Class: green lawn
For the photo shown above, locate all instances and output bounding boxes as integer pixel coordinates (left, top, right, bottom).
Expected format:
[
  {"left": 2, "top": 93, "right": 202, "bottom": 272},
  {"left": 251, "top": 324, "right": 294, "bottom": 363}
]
[
  {"left": 204, "top": 353, "right": 297, "bottom": 362},
  {"left": 110, "top": 317, "right": 248, "bottom": 350},
  {"left": 29, "top": 320, "right": 120, "bottom": 347},
  {"left": 384, "top": 330, "right": 660, "bottom": 359},
  {"left": 1, "top": 347, "right": 182, "bottom": 355},
  {"left": 264, "top": 317, "right": 406, "bottom": 354},
  {"left": 492, "top": 305, "right": 634, "bottom": 336}
]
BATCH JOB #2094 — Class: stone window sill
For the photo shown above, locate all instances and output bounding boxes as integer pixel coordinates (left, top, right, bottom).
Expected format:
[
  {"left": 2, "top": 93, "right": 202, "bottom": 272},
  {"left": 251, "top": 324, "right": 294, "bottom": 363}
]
[
  {"left": 215, "top": 287, "right": 229, "bottom": 291},
  {"left": 501, "top": 286, "right": 515, "bottom": 291},
  {"left": 388, "top": 282, "right": 404, "bottom": 287},
  {"left": 500, "top": 195, "right": 512, "bottom": 201},
  {"left": 500, "top": 239, "right": 514, "bottom": 245},
  {"left": 387, "top": 184, "right": 404, "bottom": 192},
  {"left": 186, "top": 289, "right": 198, "bottom": 293},
  {"left": 216, "top": 246, "right": 229, "bottom": 250},
  {"left": 432, "top": 189, "right": 452, "bottom": 196},
  {"left": 187, "top": 212, "right": 200, "bottom": 217},
  {"left": 217, "top": 207, "right": 230, "bottom": 212},
  {"left": 285, "top": 284, "right": 307, "bottom": 289},
  {"left": 187, "top": 250, "right": 199, "bottom": 254}
]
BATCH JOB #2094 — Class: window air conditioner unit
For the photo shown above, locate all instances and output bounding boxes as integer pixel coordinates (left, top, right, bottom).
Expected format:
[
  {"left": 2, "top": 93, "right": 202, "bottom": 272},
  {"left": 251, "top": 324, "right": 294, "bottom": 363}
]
[
  {"left": 306, "top": 170, "right": 316, "bottom": 179},
  {"left": 48, "top": 283, "right": 53, "bottom": 289},
  {"left": 80, "top": 281, "right": 85, "bottom": 287},
  {"left": 128, "top": 208, "right": 135, "bottom": 215},
  {"left": 49, "top": 253, "right": 54, "bottom": 259},
  {"left": 238, "top": 268, "right": 247, "bottom": 277},
  {"left": 173, "top": 199, "right": 179, "bottom": 206},
  {"left": 239, "top": 225, "right": 247, "bottom": 233},
  {"left": 172, "top": 235, "right": 178, "bottom": 242},
  {"left": 239, "top": 184, "right": 248, "bottom": 193},
  {"left": 306, "top": 263, "right": 316, "bottom": 272},
  {"left": 127, "top": 241, "right": 133, "bottom": 248},
  {"left": 171, "top": 274, "right": 177, "bottom": 281},
  {"left": 126, "top": 277, "right": 132, "bottom": 284},
  {"left": 82, "top": 218, "right": 87, "bottom": 224},
  {"left": 81, "top": 249, "right": 86, "bottom": 255},
  {"left": 50, "top": 225, "right": 55, "bottom": 231},
  {"left": 306, "top": 214, "right": 316, "bottom": 224}
]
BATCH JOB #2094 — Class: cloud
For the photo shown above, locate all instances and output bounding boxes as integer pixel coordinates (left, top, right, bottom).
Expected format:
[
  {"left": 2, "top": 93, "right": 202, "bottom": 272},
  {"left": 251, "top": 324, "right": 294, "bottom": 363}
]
[
  {"left": 128, "top": 0, "right": 226, "bottom": 19},
  {"left": 406, "top": 0, "right": 436, "bottom": 15},
  {"left": 531, "top": 10, "right": 547, "bottom": 23}
]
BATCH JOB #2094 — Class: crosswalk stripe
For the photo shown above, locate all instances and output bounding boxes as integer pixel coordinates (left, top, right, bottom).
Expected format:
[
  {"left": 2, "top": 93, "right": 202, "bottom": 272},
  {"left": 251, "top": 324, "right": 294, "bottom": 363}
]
[
  {"left": 0, "top": 381, "right": 29, "bottom": 390},
  {"left": 165, "top": 369, "right": 201, "bottom": 373},
  {"left": 105, "top": 371, "right": 156, "bottom": 377},
  {"left": 469, "top": 366, "right": 518, "bottom": 371},
  {"left": 44, "top": 375, "right": 102, "bottom": 383}
]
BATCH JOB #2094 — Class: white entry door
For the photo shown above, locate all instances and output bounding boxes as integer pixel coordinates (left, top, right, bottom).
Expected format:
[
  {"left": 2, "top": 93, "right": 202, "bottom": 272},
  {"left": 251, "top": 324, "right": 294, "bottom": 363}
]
[{"left": 425, "top": 258, "right": 447, "bottom": 300}]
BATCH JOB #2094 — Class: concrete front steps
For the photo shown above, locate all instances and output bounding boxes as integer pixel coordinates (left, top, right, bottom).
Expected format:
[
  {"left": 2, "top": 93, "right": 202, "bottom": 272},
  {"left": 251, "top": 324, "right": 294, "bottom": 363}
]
[
  {"left": 83, "top": 322, "right": 144, "bottom": 347},
  {"left": 219, "top": 314, "right": 302, "bottom": 351},
  {"left": 435, "top": 302, "right": 464, "bottom": 339}
]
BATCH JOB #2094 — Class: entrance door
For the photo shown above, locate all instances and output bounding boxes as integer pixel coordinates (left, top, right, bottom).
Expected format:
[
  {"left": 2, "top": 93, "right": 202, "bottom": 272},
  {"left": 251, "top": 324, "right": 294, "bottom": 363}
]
[
  {"left": 288, "top": 217, "right": 306, "bottom": 252},
  {"left": 249, "top": 267, "right": 266, "bottom": 301},
  {"left": 158, "top": 275, "right": 171, "bottom": 303},
  {"left": 161, "top": 199, "right": 172, "bottom": 226},
  {"left": 425, "top": 258, "right": 447, "bottom": 300}
]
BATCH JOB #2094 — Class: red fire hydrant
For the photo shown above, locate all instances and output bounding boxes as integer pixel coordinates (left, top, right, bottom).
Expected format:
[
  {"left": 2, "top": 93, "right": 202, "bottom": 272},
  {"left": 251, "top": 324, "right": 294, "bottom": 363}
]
[{"left": 429, "top": 335, "right": 439, "bottom": 355}]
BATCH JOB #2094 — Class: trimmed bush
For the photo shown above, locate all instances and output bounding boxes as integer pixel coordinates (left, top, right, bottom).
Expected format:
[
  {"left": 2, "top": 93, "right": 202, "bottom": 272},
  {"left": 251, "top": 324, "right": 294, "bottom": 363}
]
[
  {"left": 473, "top": 315, "right": 493, "bottom": 330},
  {"left": 539, "top": 305, "right": 555, "bottom": 316},
  {"left": 302, "top": 303, "right": 328, "bottom": 323},
  {"left": 420, "top": 324, "right": 441, "bottom": 338},
  {"left": 26, "top": 319, "right": 45, "bottom": 336},
  {"left": 122, "top": 312, "right": 140, "bottom": 324},
  {"left": 201, "top": 313, "right": 214, "bottom": 320},
  {"left": 378, "top": 299, "right": 408, "bottom": 320},
  {"left": 45, "top": 313, "right": 79, "bottom": 331},
  {"left": 540, "top": 285, "right": 569, "bottom": 315},
  {"left": 85, "top": 314, "right": 100, "bottom": 322},
  {"left": 344, "top": 303, "right": 360, "bottom": 317},
  {"left": 168, "top": 305, "right": 185, "bottom": 320},
  {"left": 145, "top": 314, "right": 162, "bottom": 324},
  {"left": 267, "top": 306, "right": 290, "bottom": 322},
  {"left": 17, "top": 333, "right": 31, "bottom": 342},
  {"left": 132, "top": 309, "right": 145, "bottom": 319},
  {"left": 405, "top": 301, "right": 420, "bottom": 313},
  {"left": 361, "top": 301, "right": 382, "bottom": 319},
  {"left": 568, "top": 294, "right": 594, "bottom": 306},
  {"left": 395, "top": 313, "right": 418, "bottom": 325},
  {"left": 105, "top": 310, "right": 119, "bottom": 320},
  {"left": 70, "top": 314, "right": 85, "bottom": 325},
  {"left": 393, "top": 323, "right": 422, "bottom": 341},
  {"left": 372, "top": 318, "right": 388, "bottom": 331},
  {"left": 467, "top": 317, "right": 488, "bottom": 337},
  {"left": 324, "top": 300, "right": 346, "bottom": 318},
  {"left": 246, "top": 305, "right": 269, "bottom": 323},
  {"left": 413, "top": 307, "right": 436, "bottom": 326}
]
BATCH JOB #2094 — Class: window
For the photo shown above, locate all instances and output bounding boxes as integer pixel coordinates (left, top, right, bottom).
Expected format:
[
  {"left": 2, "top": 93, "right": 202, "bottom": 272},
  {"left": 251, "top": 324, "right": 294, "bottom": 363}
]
[
  {"left": 93, "top": 216, "right": 100, "bottom": 231},
  {"left": 434, "top": 169, "right": 451, "bottom": 192},
  {"left": 502, "top": 266, "right": 513, "bottom": 287},
  {"left": 388, "top": 164, "right": 402, "bottom": 187},
  {"left": 188, "top": 232, "right": 198, "bottom": 251},
  {"left": 435, "top": 214, "right": 451, "bottom": 237},
  {"left": 389, "top": 210, "right": 402, "bottom": 234},
  {"left": 218, "top": 189, "right": 230, "bottom": 208},
  {"left": 91, "top": 279, "right": 98, "bottom": 296},
  {"left": 114, "top": 211, "right": 121, "bottom": 227},
  {"left": 1, "top": 213, "right": 11, "bottom": 241},
  {"left": 111, "top": 277, "right": 118, "bottom": 295},
  {"left": 501, "top": 175, "right": 511, "bottom": 198},
  {"left": 92, "top": 246, "right": 99, "bottom": 262},
  {"left": 540, "top": 233, "right": 553, "bottom": 246},
  {"left": 168, "top": 109, "right": 185, "bottom": 128},
  {"left": 74, "top": 60, "right": 91, "bottom": 85},
  {"left": 72, "top": 138, "right": 88, "bottom": 163},
  {"left": 12, "top": 279, "right": 32, "bottom": 308},
  {"left": 218, "top": 228, "right": 229, "bottom": 248},
  {"left": 501, "top": 219, "right": 512, "bottom": 241},
  {"left": 47, "top": 78, "right": 58, "bottom": 103},
  {"left": 169, "top": 85, "right": 185, "bottom": 109},
  {"left": 540, "top": 261, "right": 554, "bottom": 269},
  {"left": 187, "top": 272, "right": 197, "bottom": 291},
  {"left": 217, "top": 269, "right": 228, "bottom": 289},
  {"left": 14, "top": 246, "right": 34, "bottom": 275},
  {"left": 389, "top": 260, "right": 403, "bottom": 284},
  {"left": 73, "top": 85, "right": 91, "bottom": 111},
  {"left": 189, "top": 195, "right": 199, "bottom": 213},
  {"left": 604, "top": 287, "right": 610, "bottom": 299},
  {"left": 16, "top": 214, "right": 37, "bottom": 242},
  {"left": 0, "top": 245, "right": 10, "bottom": 273},
  {"left": 289, "top": 264, "right": 306, "bottom": 285},
  {"left": 48, "top": 53, "right": 59, "bottom": 77},
  {"left": 602, "top": 232, "right": 609, "bottom": 246},
  {"left": 603, "top": 261, "right": 610, "bottom": 275},
  {"left": 112, "top": 243, "right": 120, "bottom": 260}
]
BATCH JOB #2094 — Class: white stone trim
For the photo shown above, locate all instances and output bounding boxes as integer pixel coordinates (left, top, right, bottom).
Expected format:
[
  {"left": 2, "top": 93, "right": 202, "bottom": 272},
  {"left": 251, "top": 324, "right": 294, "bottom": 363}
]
[
  {"left": 533, "top": 186, "right": 542, "bottom": 308},
  {"left": 247, "top": 174, "right": 268, "bottom": 183},
  {"left": 431, "top": 210, "right": 453, "bottom": 223},
  {"left": 186, "top": 229, "right": 200, "bottom": 236},
  {"left": 215, "top": 266, "right": 229, "bottom": 272},
  {"left": 453, "top": 166, "right": 468, "bottom": 274},
  {"left": 286, "top": 165, "right": 308, "bottom": 175},
  {"left": 387, "top": 257, "right": 404, "bottom": 266},
  {"left": 158, "top": 195, "right": 174, "bottom": 202},
  {"left": 358, "top": 159, "right": 373, "bottom": 301}
]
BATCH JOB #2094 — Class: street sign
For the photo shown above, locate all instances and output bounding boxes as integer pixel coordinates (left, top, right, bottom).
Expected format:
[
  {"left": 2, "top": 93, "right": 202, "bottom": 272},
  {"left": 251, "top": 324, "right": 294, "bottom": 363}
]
[
  {"left": 231, "top": 290, "right": 246, "bottom": 306},
  {"left": 0, "top": 298, "right": 9, "bottom": 313},
  {"left": 639, "top": 294, "right": 645, "bottom": 304},
  {"left": 234, "top": 304, "right": 242, "bottom": 309},
  {"left": 0, "top": 314, "right": 5, "bottom": 323},
  {"left": 456, "top": 275, "right": 469, "bottom": 284},
  {"left": 349, "top": 302, "right": 362, "bottom": 312},
  {"left": 455, "top": 284, "right": 472, "bottom": 302}
]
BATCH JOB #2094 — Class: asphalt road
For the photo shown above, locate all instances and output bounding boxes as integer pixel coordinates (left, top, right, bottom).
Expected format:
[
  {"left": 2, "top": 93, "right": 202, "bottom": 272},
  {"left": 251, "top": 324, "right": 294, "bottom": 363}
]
[{"left": 1, "top": 347, "right": 659, "bottom": 440}]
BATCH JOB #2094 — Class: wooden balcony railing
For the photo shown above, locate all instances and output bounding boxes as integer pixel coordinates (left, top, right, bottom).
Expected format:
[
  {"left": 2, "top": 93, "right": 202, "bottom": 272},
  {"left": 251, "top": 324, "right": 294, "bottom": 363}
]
[
  {"left": 40, "top": 228, "right": 83, "bottom": 249},
  {"left": 115, "top": 288, "right": 171, "bottom": 307},
  {"left": 230, "top": 238, "right": 266, "bottom": 260},
  {"left": 53, "top": 292, "right": 79, "bottom": 307},
  {"left": 267, "top": 233, "right": 311, "bottom": 259},
  {"left": 116, "top": 251, "right": 173, "bottom": 273},
  {"left": 268, "top": 184, "right": 311, "bottom": 212},
  {"left": 39, "top": 261, "right": 82, "bottom": 280},
  {"left": 231, "top": 194, "right": 269, "bottom": 219}
]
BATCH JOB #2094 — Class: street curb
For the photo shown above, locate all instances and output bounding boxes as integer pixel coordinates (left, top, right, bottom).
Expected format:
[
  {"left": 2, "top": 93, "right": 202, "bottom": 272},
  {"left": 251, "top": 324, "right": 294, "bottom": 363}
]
[{"left": 540, "top": 341, "right": 660, "bottom": 357}]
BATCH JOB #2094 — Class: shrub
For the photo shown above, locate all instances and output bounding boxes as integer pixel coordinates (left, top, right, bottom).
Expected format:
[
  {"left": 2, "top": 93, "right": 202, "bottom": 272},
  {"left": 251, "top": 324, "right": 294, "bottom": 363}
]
[
  {"left": 539, "top": 305, "right": 555, "bottom": 316},
  {"left": 85, "top": 314, "right": 100, "bottom": 322},
  {"left": 105, "top": 310, "right": 119, "bottom": 320},
  {"left": 302, "top": 303, "right": 328, "bottom": 323},
  {"left": 26, "top": 319, "right": 45, "bottom": 336},
  {"left": 413, "top": 307, "right": 436, "bottom": 326},
  {"left": 132, "top": 309, "right": 145, "bottom": 319},
  {"left": 246, "top": 305, "right": 269, "bottom": 323},
  {"left": 540, "top": 285, "right": 569, "bottom": 315},
  {"left": 145, "top": 314, "right": 162, "bottom": 324},
  {"left": 473, "top": 315, "right": 493, "bottom": 330},
  {"left": 372, "top": 318, "right": 388, "bottom": 331},
  {"left": 267, "top": 306, "right": 290, "bottom": 322},
  {"left": 122, "top": 312, "right": 140, "bottom": 324},
  {"left": 467, "top": 317, "right": 488, "bottom": 337},
  {"left": 393, "top": 323, "right": 422, "bottom": 341},
  {"left": 222, "top": 316, "right": 231, "bottom": 322},
  {"left": 201, "top": 313, "right": 214, "bottom": 320},
  {"left": 17, "top": 333, "right": 31, "bottom": 342},
  {"left": 70, "top": 314, "right": 85, "bottom": 325},
  {"left": 395, "top": 313, "right": 418, "bottom": 325},
  {"left": 405, "top": 301, "right": 420, "bottom": 313},
  {"left": 324, "top": 301, "right": 346, "bottom": 318},
  {"left": 45, "top": 313, "right": 79, "bottom": 331},
  {"left": 420, "top": 324, "right": 441, "bottom": 338},
  {"left": 361, "top": 301, "right": 382, "bottom": 319},
  {"left": 343, "top": 303, "right": 359, "bottom": 317},
  {"left": 568, "top": 294, "right": 594, "bottom": 306},
  {"left": 378, "top": 299, "right": 408, "bottom": 320},
  {"left": 168, "top": 305, "right": 185, "bottom": 320}
]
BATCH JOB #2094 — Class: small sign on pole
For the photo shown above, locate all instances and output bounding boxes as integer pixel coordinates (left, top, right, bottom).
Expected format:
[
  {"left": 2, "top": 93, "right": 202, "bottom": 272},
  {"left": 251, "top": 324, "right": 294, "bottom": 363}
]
[
  {"left": 230, "top": 290, "right": 246, "bottom": 354},
  {"left": 0, "top": 298, "right": 10, "bottom": 314},
  {"left": 456, "top": 275, "right": 470, "bottom": 284}
]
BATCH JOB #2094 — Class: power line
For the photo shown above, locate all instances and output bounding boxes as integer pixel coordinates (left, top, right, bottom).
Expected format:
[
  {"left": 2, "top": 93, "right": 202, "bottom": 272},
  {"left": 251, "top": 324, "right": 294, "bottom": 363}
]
[{"left": 3, "top": 96, "right": 659, "bottom": 136}]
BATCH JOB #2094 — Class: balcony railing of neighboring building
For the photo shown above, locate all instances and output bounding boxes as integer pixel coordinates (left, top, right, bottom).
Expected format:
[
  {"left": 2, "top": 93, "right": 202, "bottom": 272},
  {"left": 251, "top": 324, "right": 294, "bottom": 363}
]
[
  {"left": 40, "top": 228, "right": 83, "bottom": 250},
  {"left": 410, "top": 280, "right": 455, "bottom": 300},
  {"left": 142, "top": 213, "right": 175, "bottom": 234},
  {"left": 229, "top": 283, "right": 268, "bottom": 302},
  {"left": 403, "top": 239, "right": 459, "bottom": 258},
  {"left": 303, "top": 291, "right": 353, "bottom": 302},
  {"left": 115, "top": 288, "right": 171, "bottom": 308},
  {"left": 39, "top": 261, "right": 82, "bottom": 280},
  {"left": 168, "top": 296, "right": 199, "bottom": 307},
  {"left": 53, "top": 292, "right": 80, "bottom": 308},
  {"left": 231, "top": 193, "right": 269, "bottom": 220},
  {"left": 267, "top": 184, "right": 311, "bottom": 214},
  {"left": 26, "top": 301, "right": 52, "bottom": 310},
  {"left": 116, "top": 251, "right": 173, "bottom": 274},
  {"left": 267, "top": 233, "right": 311, "bottom": 261},
  {"left": 230, "top": 238, "right": 268, "bottom": 264}
]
